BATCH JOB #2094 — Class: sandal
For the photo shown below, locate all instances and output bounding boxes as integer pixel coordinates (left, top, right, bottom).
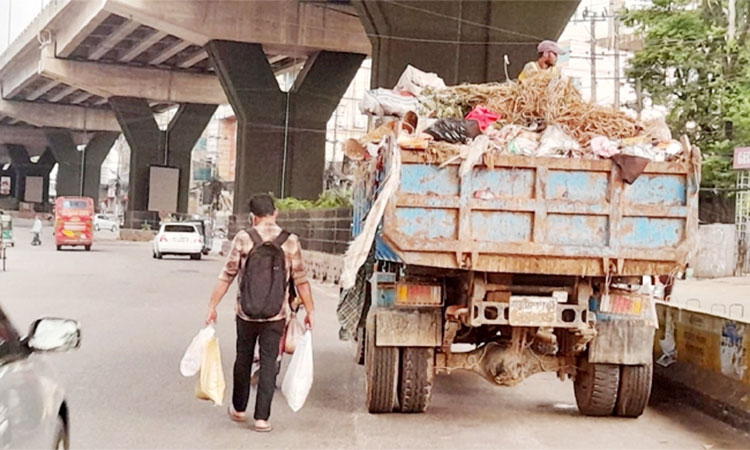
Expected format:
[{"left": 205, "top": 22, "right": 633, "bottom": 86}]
[
  {"left": 254, "top": 420, "right": 273, "bottom": 432},
  {"left": 227, "top": 406, "right": 246, "bottom": 423}
]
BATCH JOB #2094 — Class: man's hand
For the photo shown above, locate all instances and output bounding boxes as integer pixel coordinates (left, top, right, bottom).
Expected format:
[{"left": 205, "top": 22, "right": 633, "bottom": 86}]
[
  {"left": 206, "top": 307, "right": 217, "bottom": 325},
  {"left": 304, "top": 310, "right": 314, "bottom": 330}
]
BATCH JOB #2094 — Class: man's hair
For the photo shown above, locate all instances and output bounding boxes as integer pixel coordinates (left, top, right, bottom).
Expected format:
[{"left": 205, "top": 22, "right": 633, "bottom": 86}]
[{"left": 248, "top": 194, "right": 276, "bottom": 217}]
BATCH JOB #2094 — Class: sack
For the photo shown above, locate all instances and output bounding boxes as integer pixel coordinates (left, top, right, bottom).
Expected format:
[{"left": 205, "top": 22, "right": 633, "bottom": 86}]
[
  {"left": 394, "top": 65, "right": 446, "bottom": 96},
  {"left": 239, "top": 229, "right": 290, "bottom": 320},
  {"left": 359, "top": 88, "right": 418, "bottom": 117},
  {"left": 281, "top": 330, "right": 314, "bottom": 412},
  {"left": 180, "top": 325, "right": 215, "bottom": 377},
  {"left": 195, "top": 336, "right": 226, "bottom": 406},
  {"left": 284, "top": 314, "right": 305, "bottom": 354}
]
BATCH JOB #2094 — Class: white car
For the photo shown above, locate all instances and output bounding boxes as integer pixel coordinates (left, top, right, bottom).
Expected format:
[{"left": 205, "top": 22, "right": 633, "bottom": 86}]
[
  {"left": 152, "top": 223, "right": 204, "bottom": 260},
  {"left": 0, "top": 309, "right": 81, "bottom": 449},
  {"left": 94, "top": 214, "right": 119, "bottom": 232}
]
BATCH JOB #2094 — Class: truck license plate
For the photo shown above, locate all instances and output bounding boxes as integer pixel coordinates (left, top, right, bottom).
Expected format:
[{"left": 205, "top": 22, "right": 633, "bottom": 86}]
[{"left": 509, "top": 296, "right": 557, "bottom": 326}]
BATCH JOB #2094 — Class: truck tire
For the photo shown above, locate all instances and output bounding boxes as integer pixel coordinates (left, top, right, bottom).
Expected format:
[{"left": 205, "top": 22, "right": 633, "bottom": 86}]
[
  {"left": 365, "top": 314, "right": 398, "bottom": 413},
  {"left": 574, "top": 359, "right": 620, "bottom": 416},
  {"left": 615, "top": 364, "right": 652, "bottom": 418},
  {"left": 399, "top": 347, "right": 434, "bottom": 413}
]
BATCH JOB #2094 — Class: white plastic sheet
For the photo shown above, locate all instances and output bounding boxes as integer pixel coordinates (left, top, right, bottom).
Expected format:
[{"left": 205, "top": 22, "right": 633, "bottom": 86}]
[
  {"left": 180, "top": 325, "right": 215, "bottom": 377},
  {"left": 281, "top": 330, "right": 314, "bottom": 412}
]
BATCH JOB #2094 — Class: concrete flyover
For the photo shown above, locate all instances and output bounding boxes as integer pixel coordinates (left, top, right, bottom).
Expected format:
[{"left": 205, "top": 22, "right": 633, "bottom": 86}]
[{"left": 0, "top": 0, "right": 578, "bottom": 215}]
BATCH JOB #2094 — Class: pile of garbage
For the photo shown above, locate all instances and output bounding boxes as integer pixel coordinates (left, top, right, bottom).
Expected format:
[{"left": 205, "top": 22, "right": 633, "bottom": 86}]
[{"left": 350, "top": 65, "right": 689, "bottom": 167}]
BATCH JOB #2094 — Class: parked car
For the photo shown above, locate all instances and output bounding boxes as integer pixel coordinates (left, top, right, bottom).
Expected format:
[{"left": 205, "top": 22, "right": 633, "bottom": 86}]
[
  {"left": 94, "top": 214, "right": 119, "bottom": 232},
  {"left": 152, "top": 223, "right": 204, "bottom": 260},
  {"left": 182, "top": 220, "right": 212, "bottom": 255},
  {"left": 0, "top": 308, "right": 81, "bottom": 449}
]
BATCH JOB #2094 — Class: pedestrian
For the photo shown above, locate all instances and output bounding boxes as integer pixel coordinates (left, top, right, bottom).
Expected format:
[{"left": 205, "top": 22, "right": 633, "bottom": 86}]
[
  {"left": 206, "top": 193, "right": 314, "bottom": 432},
  {"left": 517, "top": 40, "right": 566, "bottom": 82},
  {"left": 221, "top": 215, "right": 239, "bottom": 256},
  {"left": 31, "top": 215, "right": 42, "bottom": 246}
]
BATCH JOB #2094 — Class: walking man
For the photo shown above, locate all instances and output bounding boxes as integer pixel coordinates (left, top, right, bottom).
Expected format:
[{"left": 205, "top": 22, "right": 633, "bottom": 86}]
[
  {"left": 206, "top": 194, "right": 314, "bottom": 432},
  {"left": 31, "top": 215, "right": 42, "bottom": 246}
]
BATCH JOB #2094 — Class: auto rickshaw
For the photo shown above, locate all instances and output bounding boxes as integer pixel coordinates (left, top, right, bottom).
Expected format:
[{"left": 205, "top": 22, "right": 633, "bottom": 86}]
[{"left": 0, "top": 214, "right": 14, "bottom": 247}]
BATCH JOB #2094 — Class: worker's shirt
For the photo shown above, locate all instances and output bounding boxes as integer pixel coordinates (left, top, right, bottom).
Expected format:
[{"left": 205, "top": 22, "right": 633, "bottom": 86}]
[
  {"left": 518, "top": 61, "right": 560, "bottom": 82},
  {"left": 31, "top": 220, "right": 42, "bottom": 233},
  {"left": 218, "top": 223, "right": 308, "bottom": 322}
]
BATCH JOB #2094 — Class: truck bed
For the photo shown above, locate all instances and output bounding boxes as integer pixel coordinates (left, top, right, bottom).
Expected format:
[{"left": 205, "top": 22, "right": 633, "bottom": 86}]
[{"left": 377, "top": 148, "right": 700, "bottom": 277}]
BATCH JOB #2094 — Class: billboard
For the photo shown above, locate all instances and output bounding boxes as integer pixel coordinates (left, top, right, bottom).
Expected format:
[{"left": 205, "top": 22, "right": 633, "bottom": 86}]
[
  {"left": 24, "top": 176, "right": 43, "bottom": 203},
  {"left": 0, "top": 176, "right": 10, "bottom": 196},
  {"left": 148, "top": 166, "right": 179, "bottom": 213}
]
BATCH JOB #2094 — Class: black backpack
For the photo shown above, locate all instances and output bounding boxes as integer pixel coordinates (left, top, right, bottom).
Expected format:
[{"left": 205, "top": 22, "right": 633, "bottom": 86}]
[{"left": 239, "top": 228, "right": 290, "bottom": 319}]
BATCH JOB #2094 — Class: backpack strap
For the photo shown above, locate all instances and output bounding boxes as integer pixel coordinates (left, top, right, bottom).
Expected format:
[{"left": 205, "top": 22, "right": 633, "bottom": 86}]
[
  {"left": 273, "top": 230, "right": 290, "bottom": 247},
  {"left": 247, "top": 228, "right": 263, "bottom": 247}
]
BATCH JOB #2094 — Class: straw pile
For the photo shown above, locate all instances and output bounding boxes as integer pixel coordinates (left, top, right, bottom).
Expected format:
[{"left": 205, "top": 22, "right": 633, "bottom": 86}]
[{"left": 421, "top": 71, "right": 640, "bottom": 148}]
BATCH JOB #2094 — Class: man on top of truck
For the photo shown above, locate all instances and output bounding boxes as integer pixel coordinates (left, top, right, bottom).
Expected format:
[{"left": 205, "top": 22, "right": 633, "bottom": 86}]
[{"left": 518, "top": 40, "right": 566, "bottom": 82}]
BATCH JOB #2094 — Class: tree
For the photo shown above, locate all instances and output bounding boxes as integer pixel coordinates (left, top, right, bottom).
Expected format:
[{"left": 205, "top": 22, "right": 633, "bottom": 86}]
[{"left": 623, "top": 0, "right": 750, "bottom": 190}]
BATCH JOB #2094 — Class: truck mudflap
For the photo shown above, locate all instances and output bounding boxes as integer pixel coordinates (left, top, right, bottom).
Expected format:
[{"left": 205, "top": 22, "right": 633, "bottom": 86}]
[
  {"left": 588, "top": 320, "right": 656, "bottom": 365},
  {"left": 374, "top": 308, "right": 442, "bottom": 347}
]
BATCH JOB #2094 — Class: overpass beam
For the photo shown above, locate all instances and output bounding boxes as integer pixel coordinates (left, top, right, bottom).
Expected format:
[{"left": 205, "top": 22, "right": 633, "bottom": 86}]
[
  {"left": 109, "top": 97, "right": 216, "bottom": 215},
  {"left": 206, "top": 40, "right": 365, "bottom": 212},
  {"left": 45, "top": 129, "right": 120, "bottom": 201},
  {"left": 354, "top": 0, "right": 578, "bottom": 87}
]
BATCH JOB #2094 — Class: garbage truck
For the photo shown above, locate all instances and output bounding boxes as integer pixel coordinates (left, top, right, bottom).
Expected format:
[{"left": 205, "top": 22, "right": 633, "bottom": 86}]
[{"left": 348, "top": 136, "right": 700, "bottom": 417}]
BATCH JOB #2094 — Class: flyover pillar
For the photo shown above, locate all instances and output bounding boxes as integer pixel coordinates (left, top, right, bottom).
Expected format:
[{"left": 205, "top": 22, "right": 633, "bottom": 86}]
[
  {"left": 109, "top": 98, "right": 216, "bottom": 215},
  {"left": 45, "top": 129, "right": 120, "bottom": 201},
  {"left": 5, "top": 145, "right": 55, "bottom": 208},
  {"left": 354, "top": 0, "right": 578, "bottom": 87},
  {"left": 206, "top": 41, "right": 365, "bottom": 213}
]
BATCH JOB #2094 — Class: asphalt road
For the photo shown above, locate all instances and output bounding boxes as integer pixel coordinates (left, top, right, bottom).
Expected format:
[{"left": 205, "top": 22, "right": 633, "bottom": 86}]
[{"left": 1, "top": 227, "right": 748, "bottom": 449}]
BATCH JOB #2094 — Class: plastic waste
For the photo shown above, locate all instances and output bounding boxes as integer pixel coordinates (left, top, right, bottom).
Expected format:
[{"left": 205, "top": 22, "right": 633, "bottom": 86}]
[
  {"left": 180, "top": 325, "right": 215, "bottom": 377},
  {"left": 537, "top": 125, "right": 581, "bottom": 157},
  {"left": 359, "top": 88, "right": 418, "bottom": 117},
  {"left": 590, "top": 135, "right": 620, "bottom": 158},
  {"left": 394, "top": 65, "right": 446, "bottom": 96},
  {"left": 465, "top": 106, "right": 501, "bottom": 131},
  {"left": 195, "top": 336, "right": 226, "bottom": 406},
  {"left": 425, "top": 119, "right": 481, "bottom": 144},
  {"left": 282, "top": 330, "right": 314, "bottom": 412}
]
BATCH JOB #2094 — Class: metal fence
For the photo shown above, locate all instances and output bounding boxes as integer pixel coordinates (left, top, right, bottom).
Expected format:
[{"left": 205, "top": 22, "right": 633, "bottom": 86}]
[{"left": 277, "top": 208, "right": 353, "bottom": 255}]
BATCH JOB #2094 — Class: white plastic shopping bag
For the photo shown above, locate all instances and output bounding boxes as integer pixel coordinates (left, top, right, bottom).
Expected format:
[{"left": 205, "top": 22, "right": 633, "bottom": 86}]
[
  {"left": 195, "top": 336, "right": 226, "bottom": 406},
  {"left": 281, "top": 330, "right": 313, "bottom": 412},
  {"left": 180, "top": 325, "right": 215, "bottom": 377}
]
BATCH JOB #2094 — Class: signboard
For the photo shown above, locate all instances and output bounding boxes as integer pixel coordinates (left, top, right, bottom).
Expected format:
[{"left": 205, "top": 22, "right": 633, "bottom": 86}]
[
  {"left": 733, "top": 147, "right": 750, "bottom": 169},
  {"left": 148, "top": 166, "right": 179, "bottom": 213},
  {"left": 24, "top": 176, "right": 43, "bottom": 203},
  {"left": 0, "top": 177, "right": 10, "bottom": 196}
]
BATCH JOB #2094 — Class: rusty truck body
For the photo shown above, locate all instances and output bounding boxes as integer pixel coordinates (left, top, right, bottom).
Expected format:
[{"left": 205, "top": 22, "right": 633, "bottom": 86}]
[{"left": 352, "top": 138, "right": 700, "bottom": 416}]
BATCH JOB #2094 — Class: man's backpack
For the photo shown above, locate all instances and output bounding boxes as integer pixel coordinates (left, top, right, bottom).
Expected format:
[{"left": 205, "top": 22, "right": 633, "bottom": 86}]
[{"left": 239, "top": 228, "right": 290, "bottom": 319}]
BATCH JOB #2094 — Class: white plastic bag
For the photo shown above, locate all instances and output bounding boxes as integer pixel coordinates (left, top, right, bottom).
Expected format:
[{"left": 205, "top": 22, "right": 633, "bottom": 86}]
[
  {"left": 195, "top": 336, "right": 226, "bottom": 406},
  {"left": 180, "top": 325, "right": 215, "bottom": 377},
  {"left": 359, "top": 88, "right": 418, "bottom": 117},
  {"left": 281, "top": 330, "right": 313, "bottom": 412},
  {"left": 537, "top": 125, "right": 581, "bottom": 157},
  {"left": 394, "top": 65, "right": 446, "bottom": 96}
]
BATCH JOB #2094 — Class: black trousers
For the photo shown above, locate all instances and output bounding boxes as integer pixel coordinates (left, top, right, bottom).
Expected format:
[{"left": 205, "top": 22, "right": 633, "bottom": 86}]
[{"left": 233, "top": 317, "right": 284, "bottom": 420}]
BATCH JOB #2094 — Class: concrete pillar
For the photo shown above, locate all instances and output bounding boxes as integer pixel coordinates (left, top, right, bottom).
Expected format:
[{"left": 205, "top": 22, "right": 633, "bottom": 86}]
[
  {"left": 45, "top": 130, "right": 120, "bottom": 201},
  {"left": 354, "top": 0, "right": 578, "bottom": 87},
  {"left": 206, "top": 41, "right": 365, "bottom": 213},
  {"left": 5, "top": 145, "right": 55, "bottom": 208},
  {"left": 109, "top": 97, "right": 216, "bottom": 214}
]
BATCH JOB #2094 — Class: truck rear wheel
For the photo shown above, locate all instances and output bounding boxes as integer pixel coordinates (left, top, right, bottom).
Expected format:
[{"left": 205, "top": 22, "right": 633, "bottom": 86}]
[
  {"left": 355, "top": 326, "right": 366, "bottom": 365},
  {"left": 365, "top": 315, "right": 399, "bottom": 413},
  {"left": 574, "top": 359, "right": 620, "bottom": 416},
  {"left": 399, "top": 347, "right": 434, "bottom": 413},
  {"left": 615, "top": 364, "right": 652, "bottom": 418}
]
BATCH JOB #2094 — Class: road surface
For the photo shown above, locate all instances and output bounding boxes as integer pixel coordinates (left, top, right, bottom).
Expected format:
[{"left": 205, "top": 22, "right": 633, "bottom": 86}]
[{"left": 1, "top": 227, "right": 748, "bottom": 449}]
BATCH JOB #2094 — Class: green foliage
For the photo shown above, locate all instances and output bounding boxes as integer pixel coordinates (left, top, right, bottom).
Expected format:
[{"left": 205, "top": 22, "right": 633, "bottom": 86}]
[
  {"left": 275, "top": 189, "right": 352, "bottom": 211},
  {"left": 624, "top": 0, "right": 750, "bottom": 189}
]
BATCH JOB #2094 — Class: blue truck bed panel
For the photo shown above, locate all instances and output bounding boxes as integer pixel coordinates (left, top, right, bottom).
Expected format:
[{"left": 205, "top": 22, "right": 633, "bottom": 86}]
[{"left": 374, "top": 148, "right": 700, "bottom": 276}]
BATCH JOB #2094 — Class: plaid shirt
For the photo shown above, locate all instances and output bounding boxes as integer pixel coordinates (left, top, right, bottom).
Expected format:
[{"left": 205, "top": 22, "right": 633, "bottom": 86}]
[{"left": 218, "top": 223, "right": 308, "bottom": 322}]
